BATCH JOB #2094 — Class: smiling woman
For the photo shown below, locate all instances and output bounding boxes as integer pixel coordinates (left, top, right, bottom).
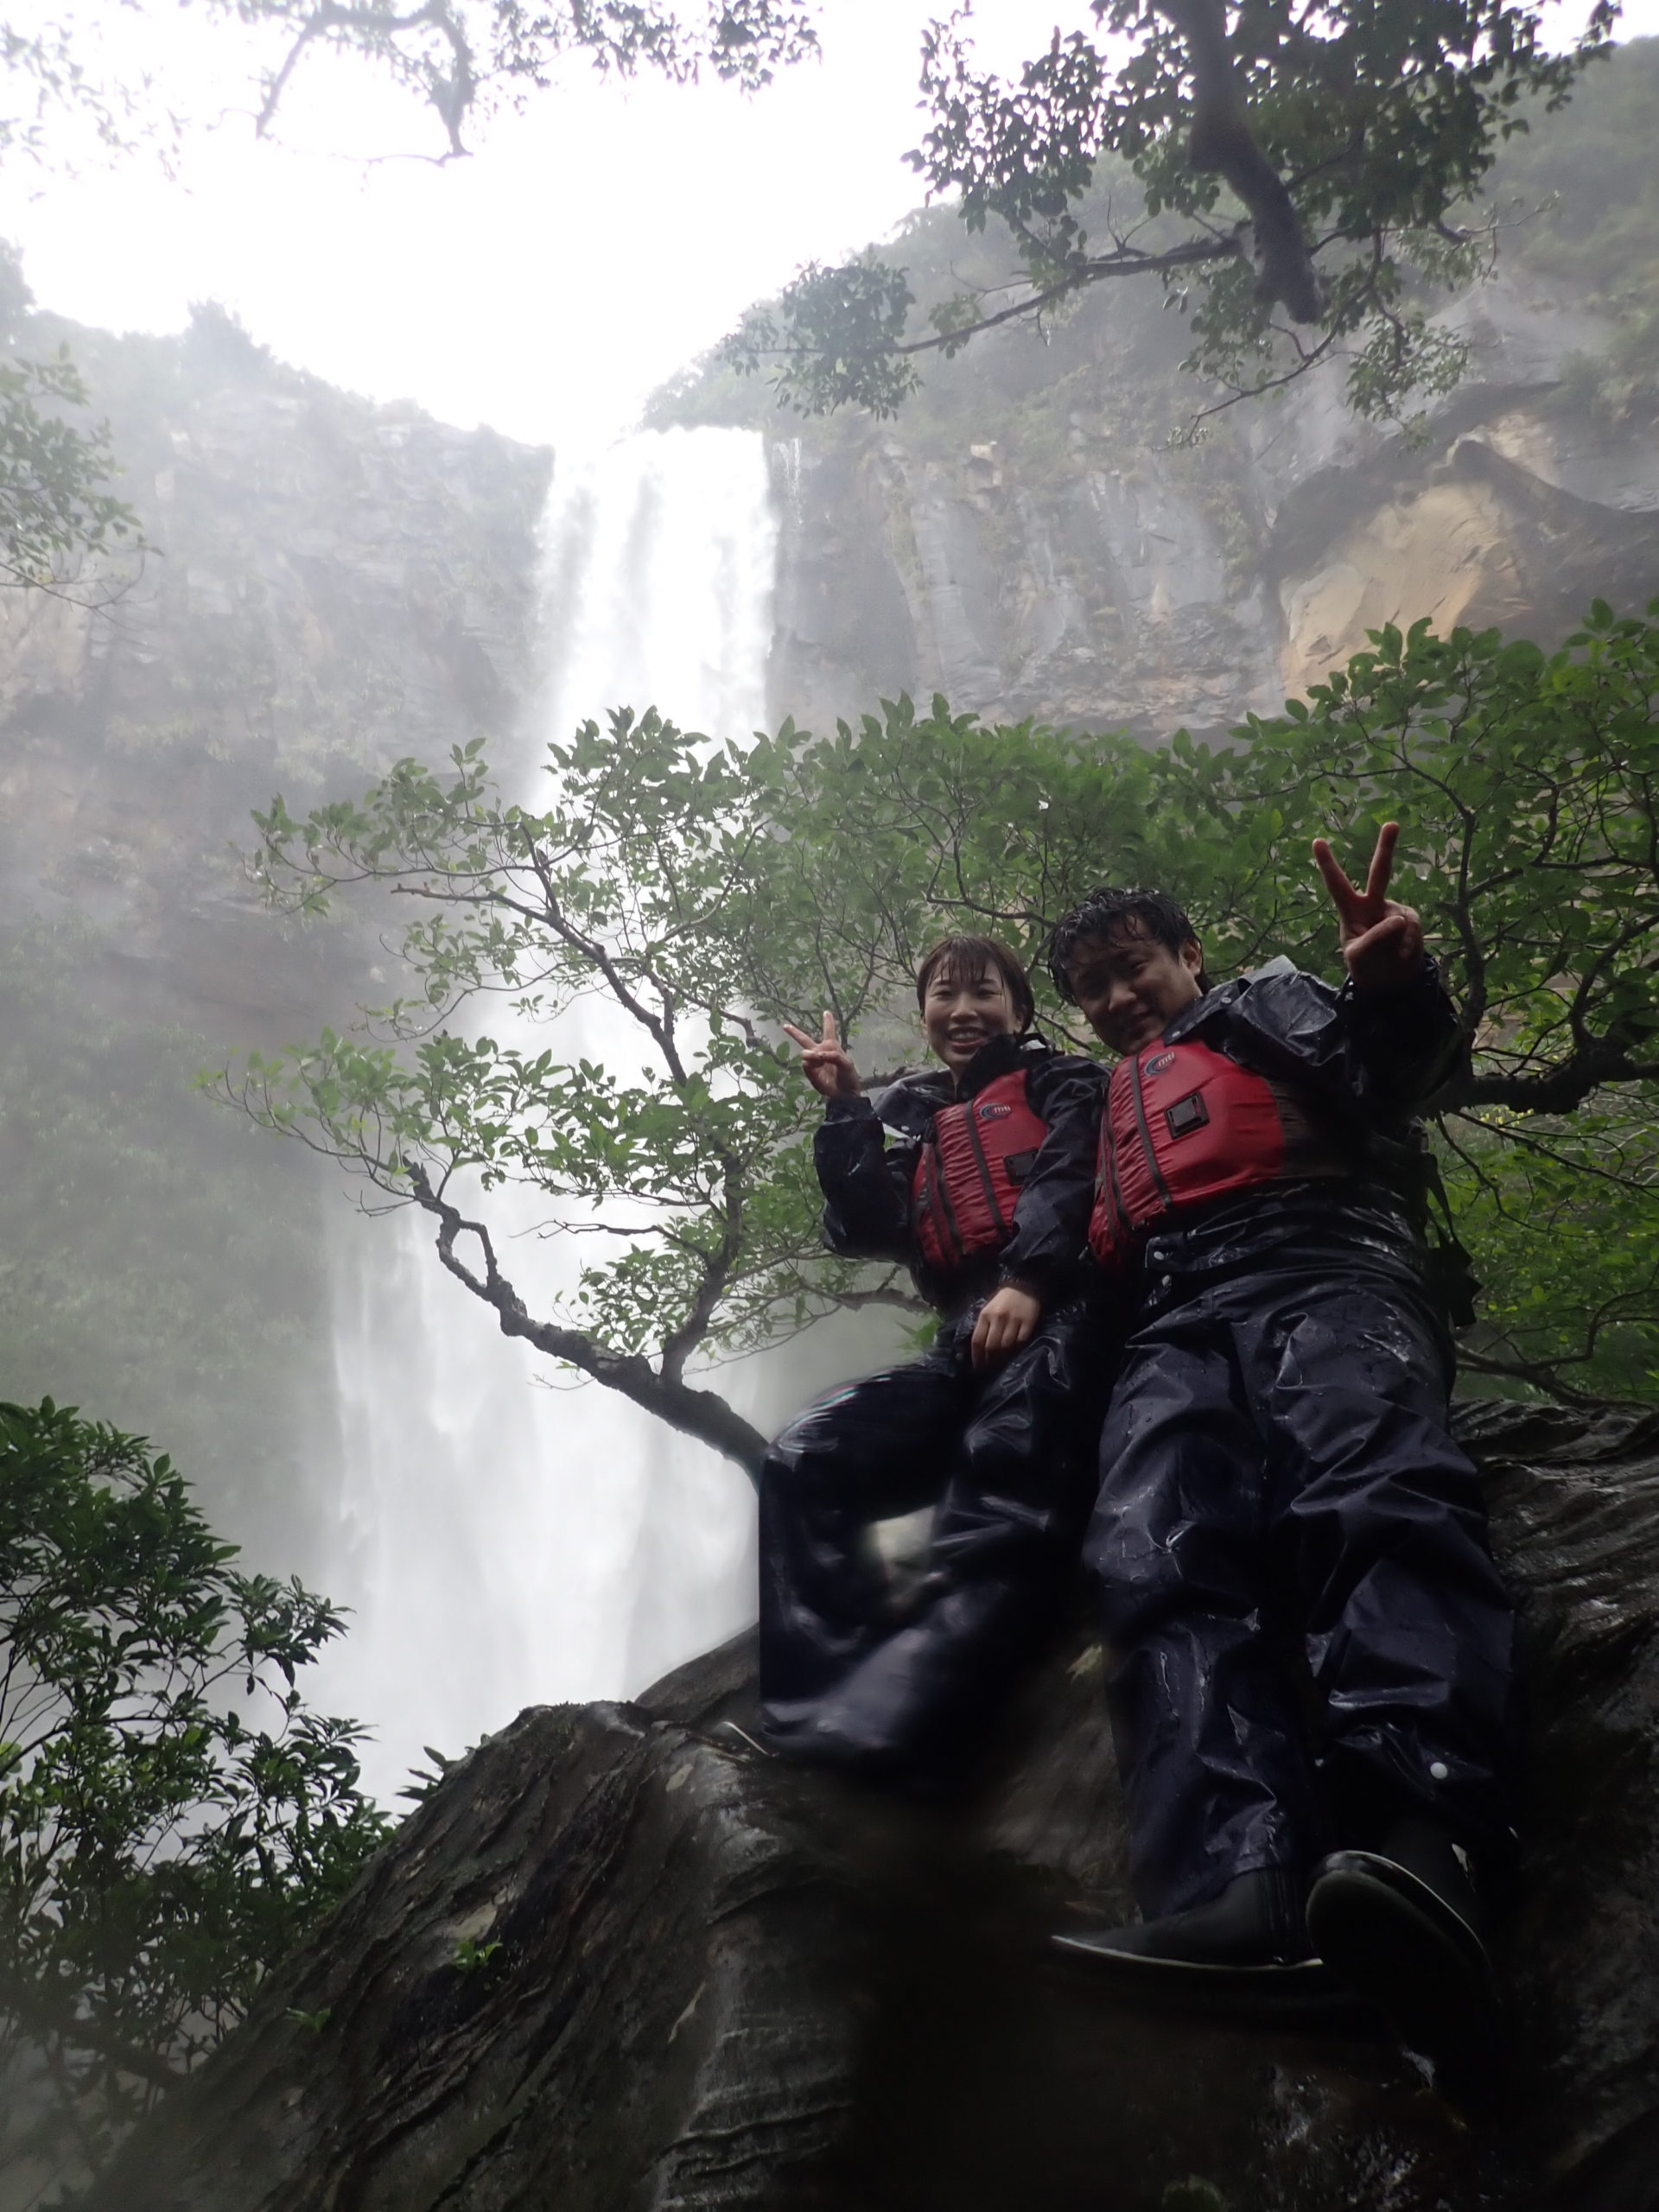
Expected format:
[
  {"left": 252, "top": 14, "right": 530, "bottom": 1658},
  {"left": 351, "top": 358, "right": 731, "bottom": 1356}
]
[{"left": 916, "top": 933, "right": 1035, "bottom": 1072}]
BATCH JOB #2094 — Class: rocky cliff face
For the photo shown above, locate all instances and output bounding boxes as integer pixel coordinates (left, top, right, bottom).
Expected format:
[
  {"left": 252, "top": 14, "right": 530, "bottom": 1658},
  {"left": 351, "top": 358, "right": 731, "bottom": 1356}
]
[
  {"left": 764, "top": 274, "right": 1659, "bottom": 742},
  {"left": 0, "top": 309, "right": 551, "bottom": 1035},
  {"left": 0, "top": 306, "right": 552, "bottom": 1560}
]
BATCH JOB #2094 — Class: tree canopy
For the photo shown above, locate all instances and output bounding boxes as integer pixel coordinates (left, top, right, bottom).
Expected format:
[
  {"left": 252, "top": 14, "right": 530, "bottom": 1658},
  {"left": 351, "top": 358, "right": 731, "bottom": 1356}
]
[
  {"left": 0, "top": 243, "right": 137, "bottom": 594},
  {"left": 223, "top": 599, "right": 1659, "bottom": 1476},
  {"left": 2, "top": 1, "right": 1631, "bottom": 439},
  {"left": 0, "top": 1399, "right": 388, "bottom": 2183},
  {"left": 720, "top": 0, "right": 1619, "bottom": 427}
]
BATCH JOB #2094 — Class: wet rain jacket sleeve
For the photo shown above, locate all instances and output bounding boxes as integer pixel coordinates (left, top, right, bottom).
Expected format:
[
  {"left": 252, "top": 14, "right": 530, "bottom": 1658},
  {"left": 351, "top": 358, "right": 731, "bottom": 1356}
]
[
  {"left": 996, "top": 1053, "right": 1109, "bottom": 1301},
  {"left": 1209, "top": 957, "right": 1465, "bottom": 1125},
  {"left": 814, "top": 1094, "right": 918, "bottom": 1268}
]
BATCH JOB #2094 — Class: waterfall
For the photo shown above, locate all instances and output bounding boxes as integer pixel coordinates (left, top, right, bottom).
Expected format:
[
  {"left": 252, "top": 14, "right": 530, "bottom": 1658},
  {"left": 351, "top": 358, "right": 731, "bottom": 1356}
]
[{"left": 312, "top": 429, "right": 778, "bottom": 1804}]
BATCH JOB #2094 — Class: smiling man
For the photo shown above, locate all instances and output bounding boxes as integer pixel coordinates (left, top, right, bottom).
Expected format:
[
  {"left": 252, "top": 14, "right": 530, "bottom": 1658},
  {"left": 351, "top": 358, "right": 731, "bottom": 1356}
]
[{"left": 1048, "top": 828, "right": 1515, "bottom": 2081}]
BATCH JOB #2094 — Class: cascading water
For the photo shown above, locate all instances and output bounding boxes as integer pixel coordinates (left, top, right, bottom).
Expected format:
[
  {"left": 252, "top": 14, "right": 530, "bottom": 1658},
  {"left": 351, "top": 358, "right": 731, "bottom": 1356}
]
[{"left": 313, "top": 428, "right": 779, "bottom": 1803}]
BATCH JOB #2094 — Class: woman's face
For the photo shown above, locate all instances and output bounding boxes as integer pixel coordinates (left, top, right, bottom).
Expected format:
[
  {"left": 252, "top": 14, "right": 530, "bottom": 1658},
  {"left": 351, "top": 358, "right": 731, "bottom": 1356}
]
[{"left": 921, "top": 960, "right": 1023, "bottom": 1073}]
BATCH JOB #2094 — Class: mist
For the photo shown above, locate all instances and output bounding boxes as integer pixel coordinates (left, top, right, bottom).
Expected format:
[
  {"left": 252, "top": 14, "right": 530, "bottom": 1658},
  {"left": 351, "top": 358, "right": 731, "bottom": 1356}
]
[{"left": 6, "top": 8, "right": 1659, "bottom": 2200}]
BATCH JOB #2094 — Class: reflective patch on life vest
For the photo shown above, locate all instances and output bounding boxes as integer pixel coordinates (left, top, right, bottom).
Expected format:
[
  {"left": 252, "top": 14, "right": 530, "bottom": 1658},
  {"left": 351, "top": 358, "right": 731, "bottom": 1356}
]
[{"left": 1165, "top": 1090, "right": 1209, "bottom": 1139}]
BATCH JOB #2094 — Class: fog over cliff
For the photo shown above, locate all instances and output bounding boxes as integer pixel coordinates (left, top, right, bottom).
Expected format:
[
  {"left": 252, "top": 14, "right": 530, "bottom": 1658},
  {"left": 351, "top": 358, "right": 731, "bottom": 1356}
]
[{"left": 3, "top": 40, "right": 1659, "bottom": 1792}]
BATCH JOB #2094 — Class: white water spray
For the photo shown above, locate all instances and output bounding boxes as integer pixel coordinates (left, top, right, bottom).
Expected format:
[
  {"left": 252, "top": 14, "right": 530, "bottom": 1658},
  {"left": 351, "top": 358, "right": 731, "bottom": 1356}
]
[{"left": 315, "top": 429, "right": 777, "bottom": 1803}]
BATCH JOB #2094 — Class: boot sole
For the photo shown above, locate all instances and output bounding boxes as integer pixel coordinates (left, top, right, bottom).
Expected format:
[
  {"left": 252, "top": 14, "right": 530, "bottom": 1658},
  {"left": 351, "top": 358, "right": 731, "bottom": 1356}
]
[
  {"left": 1049, "top": 1933, "right": 1364, "bottom": 2022},
  {"left": 704, "top": 1719, "right": 778, "bottom": 1761}
]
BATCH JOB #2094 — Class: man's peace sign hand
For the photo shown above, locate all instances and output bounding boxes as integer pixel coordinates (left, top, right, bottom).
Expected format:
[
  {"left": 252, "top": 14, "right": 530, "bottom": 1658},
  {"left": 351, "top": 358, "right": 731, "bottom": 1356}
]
[
  {"left": 1312, "top": 820, "right": 1427, "bottom": 993},
  {"left": 783, "top": 1011, "right": 861, "bottom": 1101}
]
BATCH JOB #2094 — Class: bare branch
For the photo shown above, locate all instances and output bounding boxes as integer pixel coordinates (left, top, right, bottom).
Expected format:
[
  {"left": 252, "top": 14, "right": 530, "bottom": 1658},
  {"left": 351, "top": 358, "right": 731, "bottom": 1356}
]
[
  {"left": 257, "top": 0, "right": 476, "bottom": 154},
  {"left": 407, "top": 1168, "right": 768, "bottom": 1479}
]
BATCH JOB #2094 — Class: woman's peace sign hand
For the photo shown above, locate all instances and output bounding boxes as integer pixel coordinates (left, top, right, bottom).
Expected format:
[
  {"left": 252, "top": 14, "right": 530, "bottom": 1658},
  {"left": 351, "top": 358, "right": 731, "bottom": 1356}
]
[
  {"left": 783, "top": 1011, "right": 861, "bottom": 1100},
  {"left": 1311, "top": 820, "right": 1427, "bottom": 992}
]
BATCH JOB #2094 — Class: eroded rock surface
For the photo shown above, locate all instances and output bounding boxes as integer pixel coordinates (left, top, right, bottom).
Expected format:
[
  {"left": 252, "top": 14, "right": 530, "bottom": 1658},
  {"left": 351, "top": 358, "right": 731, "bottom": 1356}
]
[
  {"left": 0, "top": 313, "right": 550, "bottom": 1037},
  {"left": 764, "top": 271, "right": 1659, "bottom": 741},
  {"left": 84, "top": 1398, "right": 1659, "bottom": 2211}
]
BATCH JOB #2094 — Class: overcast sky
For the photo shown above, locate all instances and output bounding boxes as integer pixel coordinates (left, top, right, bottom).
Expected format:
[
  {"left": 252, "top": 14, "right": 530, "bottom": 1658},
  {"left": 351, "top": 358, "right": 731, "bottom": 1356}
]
[{"left": 7, "top": 0, "right": 1656, "bottom": 453}]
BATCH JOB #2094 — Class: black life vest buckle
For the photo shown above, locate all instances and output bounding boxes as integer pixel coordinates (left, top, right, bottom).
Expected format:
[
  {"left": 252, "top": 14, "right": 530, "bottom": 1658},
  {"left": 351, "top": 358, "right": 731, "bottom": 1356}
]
[{"left": 1165, "top": 1091, "right": 1209, "bottom": 1140}]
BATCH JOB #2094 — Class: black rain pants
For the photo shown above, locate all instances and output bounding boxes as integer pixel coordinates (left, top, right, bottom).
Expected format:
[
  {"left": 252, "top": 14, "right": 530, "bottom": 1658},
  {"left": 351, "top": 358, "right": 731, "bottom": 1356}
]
[
  {"left": 759, "top": 1300, "right": 1103, "bottom": 1773},
  {"left": 1088, "top": 1262, "right": 1515, "bottom": 1916}
]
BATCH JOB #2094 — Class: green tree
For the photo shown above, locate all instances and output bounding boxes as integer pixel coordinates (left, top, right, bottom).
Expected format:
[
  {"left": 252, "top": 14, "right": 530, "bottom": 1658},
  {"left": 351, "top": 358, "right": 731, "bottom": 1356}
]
[
  {"left": 0, "top": 1398, "right": 389, "bottom": 2183},
  {"left": 224, "top": 600, "right": 1659, "bottom": 1464},
  {"left": 3, "top": 2, "right": 1633, "bottom": 430},
  {"left": 721, "top": 1, "right": 1619, "bottom": 427},
  {"left": 0, "top": 241, "right": 137, "bottom": 594}
]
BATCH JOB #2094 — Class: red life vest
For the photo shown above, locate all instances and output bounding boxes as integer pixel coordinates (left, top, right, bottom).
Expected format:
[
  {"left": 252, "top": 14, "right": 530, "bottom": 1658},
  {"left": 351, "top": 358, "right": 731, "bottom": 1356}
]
[
  {"left": 912, "top": 1068, "right": 1049, "bottom": 1277},
  {"left": 1087, "top": 1037, "right": 1346, "bottom": 1266}
]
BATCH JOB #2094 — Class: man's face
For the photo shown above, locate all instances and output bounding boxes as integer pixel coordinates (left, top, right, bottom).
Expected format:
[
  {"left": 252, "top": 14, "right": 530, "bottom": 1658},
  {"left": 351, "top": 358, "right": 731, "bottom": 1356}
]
[
  {"left": 920, "top": 961, "right": 1023, "bottom": 1074},
  {"left": 1064, "top": 922, "right": 1205, "bottom": 1055}
]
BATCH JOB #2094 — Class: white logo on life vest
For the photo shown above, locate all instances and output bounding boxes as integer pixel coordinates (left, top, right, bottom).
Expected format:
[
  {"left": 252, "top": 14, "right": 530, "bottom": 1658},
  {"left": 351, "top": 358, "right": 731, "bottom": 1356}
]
[
  {"left": 977, "top": 1102, "right": 1013, "bottom": 1120},
  {"left": 1143, "top": 1049, "right": 1177, "bottom": 1077}
]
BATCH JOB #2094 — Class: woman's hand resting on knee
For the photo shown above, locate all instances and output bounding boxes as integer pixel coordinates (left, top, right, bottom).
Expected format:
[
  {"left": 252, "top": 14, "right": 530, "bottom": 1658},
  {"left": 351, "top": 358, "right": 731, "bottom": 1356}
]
[{"left": 971, "top": 1285, "right": 1042, "bottom": 1370}]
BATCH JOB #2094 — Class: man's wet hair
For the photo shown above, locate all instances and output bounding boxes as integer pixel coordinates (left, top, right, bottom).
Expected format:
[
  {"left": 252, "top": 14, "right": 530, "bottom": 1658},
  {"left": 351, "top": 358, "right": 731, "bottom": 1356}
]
[
  {"left": 914, "top": 934, "right": 1036, "bottom": 1033},
  {"left": 1046, "top": 888, "right": 1208, "bottom": 1004}
]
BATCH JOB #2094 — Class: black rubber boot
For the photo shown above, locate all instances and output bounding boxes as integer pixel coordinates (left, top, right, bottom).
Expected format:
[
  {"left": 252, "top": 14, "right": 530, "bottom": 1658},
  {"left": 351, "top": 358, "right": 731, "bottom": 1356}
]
[
  {"left": 1052, "top": 1867, "right": 1320, "bottom": 1980},
  {"left": 1305, "top": 1815, "right": 1498, "bottom": 2083}
]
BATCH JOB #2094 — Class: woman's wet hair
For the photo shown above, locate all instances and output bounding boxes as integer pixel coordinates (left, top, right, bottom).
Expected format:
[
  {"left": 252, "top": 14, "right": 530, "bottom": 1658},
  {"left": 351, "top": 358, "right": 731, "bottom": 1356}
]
[
  {"left": 914, "top": 934, "right": 1036, "bottom": 1033},
  {"left": 1046, "top": 887, "right": 1207, "bottom": 1004}
]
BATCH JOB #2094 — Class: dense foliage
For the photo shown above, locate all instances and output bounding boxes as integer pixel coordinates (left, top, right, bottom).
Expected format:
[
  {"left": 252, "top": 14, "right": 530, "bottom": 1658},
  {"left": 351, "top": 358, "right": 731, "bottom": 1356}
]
[
  {"left": 721, "top": 0, "right": 1617, "bottom": 427},
  {"left": 226, "top": 601, "right": 1659, "bottom": 1468},
  {"left": 0, "top": 244, "right": 136, "bottom": 595},
  {"left": 0, "top": 1398, "right": 388, "bottom": 2184}
]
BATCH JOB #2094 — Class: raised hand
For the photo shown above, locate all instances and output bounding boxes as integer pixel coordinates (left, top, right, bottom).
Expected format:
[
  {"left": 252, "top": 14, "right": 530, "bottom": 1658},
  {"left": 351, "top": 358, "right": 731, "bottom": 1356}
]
[
  {"left": 1311, "top": 820, "right": 1427, "bottom": 992},
  {"left": 782, "top": 1011, "right": 861, "bottom": 1100}
]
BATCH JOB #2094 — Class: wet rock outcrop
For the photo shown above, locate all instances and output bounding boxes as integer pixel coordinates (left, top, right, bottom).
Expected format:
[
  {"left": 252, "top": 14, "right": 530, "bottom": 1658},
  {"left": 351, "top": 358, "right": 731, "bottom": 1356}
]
[
  {"left": 85, "top": 1397, "right": 1659, "bottom": 2211},
  {"left": 0, "top": 308, "right": 553, "bottom": 1557}
]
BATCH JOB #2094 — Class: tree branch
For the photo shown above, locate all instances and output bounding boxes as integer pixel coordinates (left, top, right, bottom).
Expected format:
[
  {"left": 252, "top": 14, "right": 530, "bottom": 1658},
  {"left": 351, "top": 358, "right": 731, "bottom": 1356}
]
[
  {"left": 407, "top": 1169, "right": 768, "bottom": 1481},
  {"left": 1455, "top": 1348, "right": 1646, "bottom": 1410},
  {"left": 1441, "top": 1041, "right": 1659, "bottom": 1117},
  {"left": 257, "top": 0, "right": 475, "bottom": 154},
  {"left": 1154, "top": 0, "right": 1322, "bottom": 321},
  {"left": 659, "top": 1164, "right": 746, "bottom": 1387}
]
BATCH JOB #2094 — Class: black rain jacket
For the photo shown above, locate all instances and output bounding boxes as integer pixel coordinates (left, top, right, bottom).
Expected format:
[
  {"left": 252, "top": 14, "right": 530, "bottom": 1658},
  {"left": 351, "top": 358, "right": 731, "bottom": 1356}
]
[{"left": 816, "top": 1033, "right": 1108, "bottom": 1315}]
